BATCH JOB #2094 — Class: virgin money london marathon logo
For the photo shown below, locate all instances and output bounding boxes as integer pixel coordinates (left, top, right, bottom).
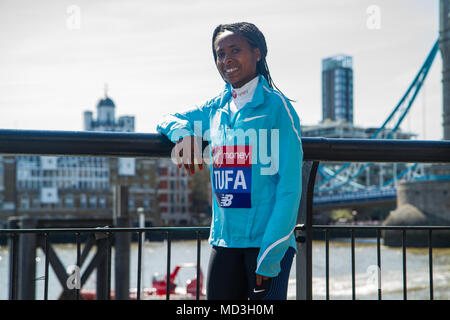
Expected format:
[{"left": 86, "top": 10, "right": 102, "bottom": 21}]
[{"left": 213, "top": 145, "right": 252, "bottom": 208}]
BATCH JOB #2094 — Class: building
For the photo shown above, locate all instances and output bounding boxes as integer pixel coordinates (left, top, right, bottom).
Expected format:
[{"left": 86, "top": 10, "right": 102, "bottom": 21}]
[
  {"left": 440, "top": 0, "right": 450, "bottom": 140},
  {"left": 83, "top": 90, "right": 134, "bottom": 132},
  {"left": 0, "top": 88, "right": 195, "bottom": 226},
  {"left": 302, "top": 120, "right": 366, "bottom": 139},
  {"left": 0, "top": 158, "right": 3, "bottom": 210},
  {"left": 322, "top": 54, "right": 354, "bottom": 124},
  {"left": 157, "top": 158, "right": 193, "bottom": 225},
  {"left": 301, "top": 120, "right": 416, "bottom": 140}
]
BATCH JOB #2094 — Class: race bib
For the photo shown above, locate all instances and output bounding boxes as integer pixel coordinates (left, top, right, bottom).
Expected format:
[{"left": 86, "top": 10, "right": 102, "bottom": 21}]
[{"left": 212, "top": 145, "right": 252, "bottom": 208}]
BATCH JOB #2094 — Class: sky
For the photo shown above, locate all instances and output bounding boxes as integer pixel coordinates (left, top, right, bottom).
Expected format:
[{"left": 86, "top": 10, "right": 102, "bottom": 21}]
[{"left": 0, "top": 0, "right": 444, "bottom": 140}]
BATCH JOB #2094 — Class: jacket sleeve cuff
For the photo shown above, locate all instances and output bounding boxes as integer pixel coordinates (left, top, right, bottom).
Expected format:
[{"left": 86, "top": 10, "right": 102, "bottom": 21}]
[{"left": 166, "top": 127, "right": 194, "bottom": 144}]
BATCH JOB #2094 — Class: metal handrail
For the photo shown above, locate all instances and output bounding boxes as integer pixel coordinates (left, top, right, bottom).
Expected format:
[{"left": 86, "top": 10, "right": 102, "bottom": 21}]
[
  {"left": 0, "top": 129, "right": 449, "bottom": 163},
  {"left": 3, "top": 224, "right": 450, "bottom": 234},
  {"left": 310, "top": 225, "right": 450, "bottom": 230},
  {"left": 0, "top": 226, "right": 210, "bottom": 234}
]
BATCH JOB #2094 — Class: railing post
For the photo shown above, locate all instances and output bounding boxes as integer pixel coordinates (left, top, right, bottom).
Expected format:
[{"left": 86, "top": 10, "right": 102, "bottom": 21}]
[
  {"left": 8, "top": 218, "right": 19, "bottom": 300},
  {"left": 296, "top": 161, "right": 319, "bottom": 300},
  {"left": 95, "top": 233, "right": 108, "bottom": 300},
  {"left": 18, "top": 216, "right": 37, "bottom": 300},
  {"left": 113, "top": 185, "right": 130, "bottom": 300}
]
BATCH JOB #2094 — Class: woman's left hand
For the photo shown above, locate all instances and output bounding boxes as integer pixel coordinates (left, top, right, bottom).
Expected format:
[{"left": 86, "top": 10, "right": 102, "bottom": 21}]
[{"left": 256, "top": 274, "right": 270, "bottom": 286}]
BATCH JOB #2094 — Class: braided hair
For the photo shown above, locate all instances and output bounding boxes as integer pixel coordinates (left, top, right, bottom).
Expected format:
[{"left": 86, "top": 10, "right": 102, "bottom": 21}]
[{"left": 212, "top": 22, "right": 291, "bottom": 100}]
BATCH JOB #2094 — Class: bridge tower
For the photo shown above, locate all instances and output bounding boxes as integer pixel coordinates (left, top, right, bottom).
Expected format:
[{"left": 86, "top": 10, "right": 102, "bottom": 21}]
[
  {"left": 440, "top": 0, "right": 450, "bottom": 140},
  {"left": 383, "top": 1, "right": 450, "bottom": 246}
]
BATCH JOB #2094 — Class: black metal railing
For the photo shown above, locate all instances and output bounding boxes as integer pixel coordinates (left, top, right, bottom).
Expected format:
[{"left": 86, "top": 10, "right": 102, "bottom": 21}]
[
  {"left": 301, "top": 225, "right": 450, "bottom": 300},
  {"left": 0, "top": 129, "right": 449, "bottom": 300},
  {"left": 4, "top": 224, "right": 449, "bottom": 300},
  {"left": 1, "top": 226, "right": 210, "bottom": 300},
  {"left": 295, "top": 157, "right": 450, "bottom": 301}
]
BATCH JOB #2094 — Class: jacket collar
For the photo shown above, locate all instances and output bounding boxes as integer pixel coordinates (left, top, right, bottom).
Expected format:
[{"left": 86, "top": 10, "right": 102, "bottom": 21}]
[{"left": 217, "top": 74, "right": 268, "bottom": 109}]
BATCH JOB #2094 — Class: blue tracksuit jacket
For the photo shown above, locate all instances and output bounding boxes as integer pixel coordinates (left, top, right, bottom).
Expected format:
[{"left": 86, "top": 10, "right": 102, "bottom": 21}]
[{"left": 157, "top": 74, "right": 303, "bottom": 277}]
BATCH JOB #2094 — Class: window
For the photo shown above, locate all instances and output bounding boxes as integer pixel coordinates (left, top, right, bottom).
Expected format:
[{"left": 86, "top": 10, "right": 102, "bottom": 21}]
[
  {"left": 20, "top": 195, "right": 30, "bottom": 209},
  {"left": 144, "top": 196, "right": 151, "bottom": 209},
  {"left": 334, "top": 69, "right": 345, "bottom": 77},
  {"left": 80, "top": 194, "right": 87, "bottom": 208},
  {"left": 32, "top": 196, "right": 40, "bottom": 208},
  {"left": 99, "top": 195, "right": 106, "bottom": 209},
  {"left": 56, "top": 196, "right": 63, "bottom": 208},
  {"left": 335, "top": 76, "right": 346, "bottom": 85},
  {"left": 65, "top": 194, "right": 74, "bottom": 209},
  {"left": 0, "top": 164, "right": 3, "bottom": 190},
  {"left": 334, "top": 84, "right": 345, "bottom": 92},
  {"left": 159, "top": 181, "right": 168, "bottom": 189},
  {"left": 89, "top": 195, "right": 97, "bottom": 208},
  {"left": 128, "top": 195, "right": 134, "bottom": 210}
]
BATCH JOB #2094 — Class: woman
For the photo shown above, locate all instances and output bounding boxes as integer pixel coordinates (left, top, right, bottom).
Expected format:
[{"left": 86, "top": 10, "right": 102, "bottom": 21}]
[{"left": 157, "top": 22, "right": 303, "bottom": 300}]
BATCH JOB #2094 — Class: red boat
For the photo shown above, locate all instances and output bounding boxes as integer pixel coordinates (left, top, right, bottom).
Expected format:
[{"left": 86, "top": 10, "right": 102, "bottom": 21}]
[{"left": 80, "top": 263, "right": 204, "bottom": 300}]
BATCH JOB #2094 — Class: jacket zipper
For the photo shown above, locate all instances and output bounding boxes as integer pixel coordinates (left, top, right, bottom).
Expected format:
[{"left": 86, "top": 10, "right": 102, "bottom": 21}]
[{"left": 227, "top": 100, "right": 245, "bottom": 130}]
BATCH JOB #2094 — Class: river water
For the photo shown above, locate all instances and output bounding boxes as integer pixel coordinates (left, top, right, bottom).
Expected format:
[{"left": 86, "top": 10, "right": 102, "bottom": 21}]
[{"left": 0, "top": 238, "right": 448, "bottom": 300}]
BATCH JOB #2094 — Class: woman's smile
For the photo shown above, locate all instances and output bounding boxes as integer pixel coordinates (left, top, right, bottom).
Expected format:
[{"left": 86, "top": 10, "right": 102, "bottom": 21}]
[
  {"left": 224, "top": 66, "right": 240, "bottom": 81},
  {"left": 225, "top": 67, "right": 239, "bottom": 74}
]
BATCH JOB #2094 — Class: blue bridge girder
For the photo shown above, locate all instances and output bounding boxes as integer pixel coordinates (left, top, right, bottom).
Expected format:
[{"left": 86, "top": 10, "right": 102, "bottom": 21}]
[{"left": 314, "top": 187, "right": 397, "bottom": 209}]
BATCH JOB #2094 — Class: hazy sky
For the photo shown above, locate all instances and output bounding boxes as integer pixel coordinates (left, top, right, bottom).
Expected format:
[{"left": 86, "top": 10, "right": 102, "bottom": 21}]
[{"left": 0, "top": 0, "right": 443, "bottom": 139}]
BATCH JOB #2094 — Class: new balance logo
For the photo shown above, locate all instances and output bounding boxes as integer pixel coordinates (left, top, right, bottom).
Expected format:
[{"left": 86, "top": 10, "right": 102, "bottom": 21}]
[{"left": 219, "top": 194, "right": 234, "bottom": 207}]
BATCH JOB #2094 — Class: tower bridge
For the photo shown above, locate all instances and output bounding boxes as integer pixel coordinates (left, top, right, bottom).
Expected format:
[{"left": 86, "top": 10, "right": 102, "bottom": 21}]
[{"left": 310, "top": 1, "right": 450, "bottom": 226}]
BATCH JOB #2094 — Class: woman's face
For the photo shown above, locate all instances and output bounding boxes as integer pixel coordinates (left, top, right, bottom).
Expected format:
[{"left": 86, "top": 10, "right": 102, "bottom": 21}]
[{"left": 214, "top": 31, "right": 261, "bottom": 89}]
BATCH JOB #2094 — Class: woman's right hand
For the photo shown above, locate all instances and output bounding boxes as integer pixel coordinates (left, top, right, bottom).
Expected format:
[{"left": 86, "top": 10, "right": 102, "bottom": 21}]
[{"left": 174, "top": 135, "right": 203, "bottom": 174}]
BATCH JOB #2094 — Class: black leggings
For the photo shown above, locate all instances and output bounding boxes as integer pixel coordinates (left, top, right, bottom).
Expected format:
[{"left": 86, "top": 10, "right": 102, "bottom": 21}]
[{"left": 206, "top": 246, "right": 295, "bottom": 300}]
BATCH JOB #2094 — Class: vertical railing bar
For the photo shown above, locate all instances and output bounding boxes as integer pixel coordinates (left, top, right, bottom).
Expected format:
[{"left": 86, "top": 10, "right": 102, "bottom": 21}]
[
  {"left": 376, "top": 229, "right": 382, "bottom": 300},
  {"left": 351, "top": 229, "right": 355, "bottom": 301},
  {"left": 44, "top": 232, "right": 49, "bottom": 300},
  {"left": 106, "top": 232, "right": 112, "bottom": 300},
  {"left": 428, "top": 229, "right": 433, "bottom": 300},
  {"left": 305, "top": 161, "right": 319, "bottom": 300},
  {"left": 196, "top": 231, "right": 201, "bottom": 301},
  {"left": 137, "top": 231, "right": 143, "bottom": 301},
  {"left": 166, "top": 231, "right": 171, "bottom": 300},
  {"left": 9, "top": 233, "right": 18, "bottom": 300},
  {"left": 325, "top": 229, "right": 329, "bottom": 301},
  {"left": 76, "top": 232, "right": 81, "bottom": 300},
  {"left": 402, "top": 229, "right": 407, "bottom": 300}
]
